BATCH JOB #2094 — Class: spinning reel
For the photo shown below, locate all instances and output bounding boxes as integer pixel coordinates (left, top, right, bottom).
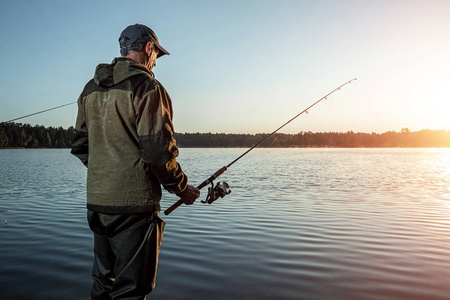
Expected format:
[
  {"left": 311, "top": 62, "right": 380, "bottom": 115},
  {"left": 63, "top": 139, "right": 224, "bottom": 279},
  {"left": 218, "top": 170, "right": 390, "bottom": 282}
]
[{"left": 201, "top": 181, "right": 231, "bottom": 204}]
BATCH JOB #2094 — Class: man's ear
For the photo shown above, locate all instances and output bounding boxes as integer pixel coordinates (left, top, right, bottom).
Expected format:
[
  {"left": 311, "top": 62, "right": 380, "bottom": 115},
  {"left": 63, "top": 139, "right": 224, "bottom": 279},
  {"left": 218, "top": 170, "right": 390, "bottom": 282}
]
[{"left": 145, "top": 42, "right": 153, "bottom": 55}]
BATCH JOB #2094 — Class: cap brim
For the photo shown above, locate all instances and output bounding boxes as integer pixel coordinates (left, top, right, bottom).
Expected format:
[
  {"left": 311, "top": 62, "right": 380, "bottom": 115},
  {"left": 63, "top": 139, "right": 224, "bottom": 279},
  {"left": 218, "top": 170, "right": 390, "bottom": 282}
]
[{"left": 155, "top": 43, "right": 170, "bottom": 58}]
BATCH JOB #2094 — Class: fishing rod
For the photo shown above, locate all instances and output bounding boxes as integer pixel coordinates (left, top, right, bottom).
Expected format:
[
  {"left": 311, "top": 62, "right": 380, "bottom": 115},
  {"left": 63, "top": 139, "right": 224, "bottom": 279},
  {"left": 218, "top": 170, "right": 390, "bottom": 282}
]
[
  {"left": 4, "top": 102, "right": 77, "bottom": 123},
  {"left": 164, "top": 78, "right": 357, "bottom": 215}
]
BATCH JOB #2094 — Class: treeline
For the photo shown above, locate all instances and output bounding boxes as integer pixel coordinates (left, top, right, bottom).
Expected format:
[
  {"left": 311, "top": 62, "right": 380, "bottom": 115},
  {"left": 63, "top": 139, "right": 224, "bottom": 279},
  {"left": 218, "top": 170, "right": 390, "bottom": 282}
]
[
  {"left": 174, "top": 129, "right": 450, "bottom": 148},
  {"left": 0, "top": 122, "right": 75, "bottom": 148},
  {"left": 1, "top": 122, "right": 449, "bottom": 148}
]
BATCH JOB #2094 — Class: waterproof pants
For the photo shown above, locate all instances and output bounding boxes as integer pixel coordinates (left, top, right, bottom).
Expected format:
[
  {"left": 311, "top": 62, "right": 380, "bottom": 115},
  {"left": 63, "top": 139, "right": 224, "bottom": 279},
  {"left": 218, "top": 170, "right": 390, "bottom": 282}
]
[{"left": 87, "top": 211, "right": 165, "bottom": 300}]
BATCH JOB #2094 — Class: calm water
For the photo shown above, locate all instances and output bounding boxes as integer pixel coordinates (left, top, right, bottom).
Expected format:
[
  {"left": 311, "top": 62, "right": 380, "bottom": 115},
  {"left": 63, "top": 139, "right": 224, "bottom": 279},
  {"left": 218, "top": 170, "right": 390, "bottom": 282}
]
[{"left": 0, "top": 148, "right": 449, "bottom": 300}]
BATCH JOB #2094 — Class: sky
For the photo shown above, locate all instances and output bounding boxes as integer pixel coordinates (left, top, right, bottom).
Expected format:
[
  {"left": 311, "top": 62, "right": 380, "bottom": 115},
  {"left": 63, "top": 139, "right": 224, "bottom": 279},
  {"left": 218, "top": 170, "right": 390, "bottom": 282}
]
[{"left": 1, "top": 0, "right": 449, "bottom": 134}]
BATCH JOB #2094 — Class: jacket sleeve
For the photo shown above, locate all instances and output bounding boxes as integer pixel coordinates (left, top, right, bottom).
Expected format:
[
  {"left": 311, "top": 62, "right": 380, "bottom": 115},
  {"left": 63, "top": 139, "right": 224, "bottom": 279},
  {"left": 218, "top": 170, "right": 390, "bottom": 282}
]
[
  {"left": 136, "top": 84, "right": 188, "bottom": 195},
  {"left": 71, "top": 95, "right": 89, "bottom": 167}
]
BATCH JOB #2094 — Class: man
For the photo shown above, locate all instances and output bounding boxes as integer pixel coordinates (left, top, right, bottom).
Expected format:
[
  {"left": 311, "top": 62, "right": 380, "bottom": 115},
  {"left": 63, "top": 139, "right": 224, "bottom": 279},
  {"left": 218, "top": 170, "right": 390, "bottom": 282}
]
[{"left": 71, "top": 24, "right": 200, "bottom": 300}]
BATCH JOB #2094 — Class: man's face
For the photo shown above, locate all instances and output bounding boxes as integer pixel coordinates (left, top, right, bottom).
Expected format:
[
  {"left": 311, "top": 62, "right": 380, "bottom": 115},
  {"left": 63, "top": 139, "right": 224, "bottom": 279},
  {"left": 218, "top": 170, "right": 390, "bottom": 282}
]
[{"left": 147, "top": 43, "right": 159, "bottom": 71}]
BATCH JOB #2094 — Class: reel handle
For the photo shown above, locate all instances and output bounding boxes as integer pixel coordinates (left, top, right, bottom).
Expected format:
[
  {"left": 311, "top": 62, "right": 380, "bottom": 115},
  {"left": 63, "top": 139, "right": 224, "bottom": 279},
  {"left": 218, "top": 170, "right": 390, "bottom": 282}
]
[{"left": 164, "top": 166, "right": 227, "bottom": 215}]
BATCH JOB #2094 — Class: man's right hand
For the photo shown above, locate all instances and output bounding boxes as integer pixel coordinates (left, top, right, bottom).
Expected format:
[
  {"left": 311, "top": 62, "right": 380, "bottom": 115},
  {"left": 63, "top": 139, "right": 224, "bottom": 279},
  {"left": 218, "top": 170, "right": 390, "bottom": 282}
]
[{"left": 179, "top": 184, "right": 200, "bottom": 205}]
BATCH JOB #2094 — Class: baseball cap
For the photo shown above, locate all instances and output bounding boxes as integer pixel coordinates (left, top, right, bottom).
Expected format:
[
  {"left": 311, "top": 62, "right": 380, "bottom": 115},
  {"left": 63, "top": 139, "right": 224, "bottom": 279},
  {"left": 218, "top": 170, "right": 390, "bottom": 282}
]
[{"left": 119, "top": 24, "right": 170, "bottom": 58}]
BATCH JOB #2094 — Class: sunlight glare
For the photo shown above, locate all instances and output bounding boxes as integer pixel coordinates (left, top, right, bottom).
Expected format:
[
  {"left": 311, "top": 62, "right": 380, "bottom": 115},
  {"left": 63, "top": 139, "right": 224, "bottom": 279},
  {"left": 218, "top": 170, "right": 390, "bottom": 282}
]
[{"left": 430, "top": 78, "right": 450, "bottom": 130}]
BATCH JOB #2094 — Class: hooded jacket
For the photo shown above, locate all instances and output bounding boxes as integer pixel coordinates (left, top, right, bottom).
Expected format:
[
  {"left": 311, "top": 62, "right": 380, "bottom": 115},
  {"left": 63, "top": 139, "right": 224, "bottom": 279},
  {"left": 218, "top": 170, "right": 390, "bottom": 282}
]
[{"left": 71, "top": 57, "right": 187, "bottom": 214}]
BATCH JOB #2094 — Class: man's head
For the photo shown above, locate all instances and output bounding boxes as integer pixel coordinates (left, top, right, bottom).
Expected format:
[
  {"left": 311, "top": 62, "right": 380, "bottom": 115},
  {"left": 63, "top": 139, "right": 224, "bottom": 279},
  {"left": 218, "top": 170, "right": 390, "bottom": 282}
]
[{"left": 119, "top": 24, "right": 169, "bottom": 70}]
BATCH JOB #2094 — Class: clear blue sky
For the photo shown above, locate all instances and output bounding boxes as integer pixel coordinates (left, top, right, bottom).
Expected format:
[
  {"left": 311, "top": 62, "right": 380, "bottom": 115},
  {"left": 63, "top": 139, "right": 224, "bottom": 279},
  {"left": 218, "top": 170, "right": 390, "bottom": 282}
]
[{"left": 1, "top": 0, "right": 449, "bottom": 134}]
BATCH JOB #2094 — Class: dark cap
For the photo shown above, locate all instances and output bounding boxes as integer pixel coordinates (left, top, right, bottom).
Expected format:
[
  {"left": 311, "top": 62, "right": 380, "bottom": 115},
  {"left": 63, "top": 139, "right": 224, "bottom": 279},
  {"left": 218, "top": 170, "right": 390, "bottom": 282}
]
[{"left": 119, "top": 24, "right": 170, "bottom": 58}]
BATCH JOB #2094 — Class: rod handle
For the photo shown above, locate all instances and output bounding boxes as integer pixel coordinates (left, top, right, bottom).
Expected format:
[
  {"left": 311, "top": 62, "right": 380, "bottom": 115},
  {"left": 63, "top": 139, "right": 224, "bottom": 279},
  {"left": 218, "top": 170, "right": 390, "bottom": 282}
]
[
  {"left": 164, "top": 166, "right": 228, "bottom": 216},
  {"left": 163, "top": 199, "right": 184, "bottom": 216}
]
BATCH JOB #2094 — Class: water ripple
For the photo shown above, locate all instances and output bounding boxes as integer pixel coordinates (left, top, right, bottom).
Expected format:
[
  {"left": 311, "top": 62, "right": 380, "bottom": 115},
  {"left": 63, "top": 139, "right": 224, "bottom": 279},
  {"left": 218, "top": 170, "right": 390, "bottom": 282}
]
[{"left": 1, "top": 149, "right": 450, "bottom": 299}]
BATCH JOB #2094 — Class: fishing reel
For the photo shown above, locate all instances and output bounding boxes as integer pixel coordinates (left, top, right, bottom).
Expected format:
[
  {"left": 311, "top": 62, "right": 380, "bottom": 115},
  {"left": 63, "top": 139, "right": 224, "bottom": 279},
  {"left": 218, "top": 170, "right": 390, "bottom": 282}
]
[{"left": 202, "top": 181, "right": 231, "bottom": 204}]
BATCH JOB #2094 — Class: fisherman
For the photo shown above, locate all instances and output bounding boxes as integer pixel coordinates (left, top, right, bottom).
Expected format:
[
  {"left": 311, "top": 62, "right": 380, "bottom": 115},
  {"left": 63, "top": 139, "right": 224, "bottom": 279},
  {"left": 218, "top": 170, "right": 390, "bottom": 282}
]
[{"left": 71, "top": 24, "right": 200, "bottom": 300}]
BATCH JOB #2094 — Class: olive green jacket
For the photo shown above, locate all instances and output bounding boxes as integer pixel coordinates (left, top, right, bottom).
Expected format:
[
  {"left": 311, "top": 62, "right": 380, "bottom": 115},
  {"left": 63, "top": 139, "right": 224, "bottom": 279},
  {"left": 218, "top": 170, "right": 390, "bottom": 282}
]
[{"left": 71, "top": 57, "right": 187, "bottom": 214}]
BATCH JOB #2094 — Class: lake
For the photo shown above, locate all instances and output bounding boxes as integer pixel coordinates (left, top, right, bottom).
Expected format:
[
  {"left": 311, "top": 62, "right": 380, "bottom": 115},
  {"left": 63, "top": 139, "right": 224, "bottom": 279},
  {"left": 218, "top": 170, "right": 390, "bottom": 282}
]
[{"left": 1, "top": 148, "right": 449, "bottom": 300}]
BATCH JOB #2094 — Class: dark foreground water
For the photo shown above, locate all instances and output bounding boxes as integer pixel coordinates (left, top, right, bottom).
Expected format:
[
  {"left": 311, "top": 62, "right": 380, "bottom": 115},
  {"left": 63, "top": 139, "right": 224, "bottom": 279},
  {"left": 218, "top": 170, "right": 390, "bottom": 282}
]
[{"left": 0, "top": 148, "right": 449, "bottom": 300}]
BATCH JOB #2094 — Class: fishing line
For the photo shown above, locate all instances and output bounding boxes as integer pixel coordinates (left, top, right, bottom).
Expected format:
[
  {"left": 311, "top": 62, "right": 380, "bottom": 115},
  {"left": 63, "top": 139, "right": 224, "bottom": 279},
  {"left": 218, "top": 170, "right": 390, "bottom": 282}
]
[
  {"left": 267, "top": 135, "right": 279, "bottom": 148},
  {"left": 3, "top": 102, "right": 77, "bottom": 123},
  {"left": 164, "top": 78, "right": 357, "bottom": 215},
  {"left": 4, "top": 79, "right": 357, "bottom": 215}
]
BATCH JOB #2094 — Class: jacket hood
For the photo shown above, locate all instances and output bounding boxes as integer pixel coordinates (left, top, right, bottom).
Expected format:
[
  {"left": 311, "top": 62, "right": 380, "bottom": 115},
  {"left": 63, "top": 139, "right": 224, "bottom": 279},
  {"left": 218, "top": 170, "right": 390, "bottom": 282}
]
[{"left": 94, "top": 57, "right": 153, "bottom": 88}]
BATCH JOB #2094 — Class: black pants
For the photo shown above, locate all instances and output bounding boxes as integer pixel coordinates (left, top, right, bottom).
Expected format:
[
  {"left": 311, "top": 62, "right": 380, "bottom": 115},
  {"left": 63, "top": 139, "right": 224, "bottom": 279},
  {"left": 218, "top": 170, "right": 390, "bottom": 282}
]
[{"left": 87, "top": 211, "right": 166, "bottom": 300}]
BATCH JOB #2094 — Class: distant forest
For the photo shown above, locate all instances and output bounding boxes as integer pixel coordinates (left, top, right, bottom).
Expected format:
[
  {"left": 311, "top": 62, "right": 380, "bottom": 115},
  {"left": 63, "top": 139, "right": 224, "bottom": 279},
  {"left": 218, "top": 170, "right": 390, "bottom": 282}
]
[{"left": 1, "top": 122, "right": 449, "bottom": 148}]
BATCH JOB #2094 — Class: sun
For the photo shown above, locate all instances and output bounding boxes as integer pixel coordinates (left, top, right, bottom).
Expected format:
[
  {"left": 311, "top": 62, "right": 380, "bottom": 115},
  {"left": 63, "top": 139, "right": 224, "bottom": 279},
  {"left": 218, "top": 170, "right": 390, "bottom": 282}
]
[
  {"left": 411, "top": 70, "right": 450, "bottom": 131},
  {"left": 429, "top": 76, "right": 450, "bottom": 130}
]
